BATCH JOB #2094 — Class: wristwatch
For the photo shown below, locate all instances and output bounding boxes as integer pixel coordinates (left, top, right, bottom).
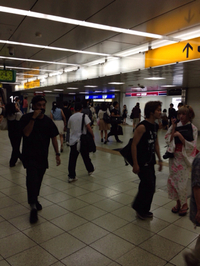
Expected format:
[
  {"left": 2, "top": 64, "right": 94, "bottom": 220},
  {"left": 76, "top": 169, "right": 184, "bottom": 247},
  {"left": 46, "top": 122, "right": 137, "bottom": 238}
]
[{"left": 56, "top": 153, "right": 60, "bottom": 156}]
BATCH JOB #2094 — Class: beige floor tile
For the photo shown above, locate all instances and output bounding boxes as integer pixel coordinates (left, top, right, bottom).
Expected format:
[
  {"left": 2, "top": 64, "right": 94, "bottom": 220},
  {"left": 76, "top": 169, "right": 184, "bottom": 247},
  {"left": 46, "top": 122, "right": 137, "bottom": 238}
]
[
  {"left": 152, "top": 194, "right": 172, "bottom": 206},
  {"left": 69, "top": 222, "right": 109, "bottom": 244},
  {"left": 140, "top": 235, "right": 184, "bottom": 261},
  {"left": 43, "top": 191, "right": 72, "bottom": 203},
  {"left": 111, "top": 193, "right": 133, "bottom": 205},
  {"left": 0, "top": 260, "right": 12, "bottom": 266},
  {"left": 170, "top": 247, "right": 191, "bottom": 266},
  {"left": 49, "top": 181, "right": 73, "bottom": 191},
  {"left": 50, "top": 262, "right": 65, "bottom": 266},
  {"left": 77, "top": 182, "right": 104, "bottom": 192},
  {"left": 0, "top": 204, "right": 29, "bottom": 220},
  {"left": 0, "top": 197, "right": 18, "bottom": 209},
  {"left": 93, "top": 213, "right": 128, "bottom": 232},
  {"left": 57, "top": 198, "right": 88, "bottom": 211},
  {"left": 39, "top": 186, "right": 59, "bottom": 196},
  {"left": 107, "top": 262, "right": 122, "bottom": 266},
  {"left": 112, "top": 206, "right": 137, "bottom": 222},
  {"left": 158, "top": 224, "right": 199, "bottom": 246},
  {"left": 75, "top": 205, "right": 106, "bottom": 220},
  {"left": 174, "top": 216, "right": 200, "bottom": 233},
  {"left": 77, "top": 192, "right": 105, "bottom": 204},
  {"left": 40, "top": 232, "right": 85, "bottom": 259},
  {"left": 90, "top": 233, "right": 134, "bottom": 260},
  {"left": 95, "top": 188, "right": 121, "bottom": 197},
  {"left": 51, "top": 212, "right": 88, "bottom": 231},
  {"left": 64, "top": 186, "right": 90, "bottom": 197},
  {"left": 0, "top": 232, "right": 36, "bottom": 258},
  {"left": 23, "top": 221, "right": 64, "bottom": 244},
  {"left": 7, "top": 246, "right": 57, "bottom": 266},
  {"left": 116, "top": 247, "right": 166, "bottom": 266},
  {"left": 39, "top": 204, "right": 68, "bottom": 220},
  {"left": 153, "top": 207, "right": 182, "bottom": 223},
  {"left": 93, "top": 198, "right": 123, "bottom": 212},
  {"left": 114, "top": 223, "right": 154, "bottom": 245},
  {"left": 62, "top": 246, "right": 112, "bottom": 266},
  {"left": 133, "top": 216, "right": 170, "bottom": 233},
  {"left": 9, "top": 213, "right": 46, "bottom": 231}
]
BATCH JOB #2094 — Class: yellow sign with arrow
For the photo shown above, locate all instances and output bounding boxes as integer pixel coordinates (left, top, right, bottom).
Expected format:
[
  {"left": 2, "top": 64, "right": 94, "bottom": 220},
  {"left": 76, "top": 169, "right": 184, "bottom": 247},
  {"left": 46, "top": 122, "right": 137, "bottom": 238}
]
[{"left": 145, "top": 37, "right": 200, "bottom": 68}]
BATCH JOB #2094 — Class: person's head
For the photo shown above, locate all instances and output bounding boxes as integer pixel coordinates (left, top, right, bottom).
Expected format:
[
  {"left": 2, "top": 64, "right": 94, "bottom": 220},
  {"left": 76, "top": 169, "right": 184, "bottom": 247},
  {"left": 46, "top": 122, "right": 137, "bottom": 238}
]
[
  {"left": 5, "top": 102, "right": 17, "bottom": 116},
  {"left": 15, "top": 96, "right": 20, "bottom": 102},
  {"left": 163, "top": 109, "right": 167, "bottom": 113},
  {"left": 63, "top": 101, "right": 68, "bottom": 107},
  {"left": 136, "top": 102, "right": 140, "bottom": 108},
  {"left": 178, "top": 102, "right": 183, "bottom": 109},
  {"left": 170, "top": 103, "right": 174, "bottom": 108},
  {"left": 144, "top": 101, "right": 162, "bottom": 119},
  {"left": 31, "top": 96, "right": 47, "bottom": 116},
  {"left": 24, "top": 96, "right": 27, "bottom": 100},
  {"left": 82, "top": 100, "right": 88, "bottom": 109},
  {"left": 177, "top": 105, "right": 195, "bottom": 124},
  {"left": 101, "top": 103, "right": 107, "bottom": 111},
  {"left": 123, "top": 104, "right": 126, "bottom": 108},
  {"left": 52, "top": 101, "right": 57, "bottom": 112},
  {"left": 74, "top": 102, "right": 82, "bottom": 112},
  {"left": 113, "top": 101, "right": 119, "bottom": 109}
]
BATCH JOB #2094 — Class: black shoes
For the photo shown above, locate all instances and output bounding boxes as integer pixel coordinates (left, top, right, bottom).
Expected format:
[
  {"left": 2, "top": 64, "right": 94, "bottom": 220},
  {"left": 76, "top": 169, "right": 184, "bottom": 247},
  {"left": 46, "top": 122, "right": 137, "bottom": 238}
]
[
  {"left": 117, "top": 140, "right": 123, "bottom": 143},
  {"left": 163, "top": 152, "right": 174, "bottom": 159},
  {"left": 136, "top": 211, "right": 153, "bottom": 220},
  {"left": 30, "top": 209, "right": 38, "bottom": 224},
  {"left": 36, "top": 201, "right": 42, "bottom": 211}
]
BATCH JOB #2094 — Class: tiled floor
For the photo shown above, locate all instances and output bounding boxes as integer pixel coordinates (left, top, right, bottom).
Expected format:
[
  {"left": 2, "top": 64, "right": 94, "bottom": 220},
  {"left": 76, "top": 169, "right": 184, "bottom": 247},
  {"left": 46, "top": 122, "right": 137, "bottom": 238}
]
[{"left": 0, "top": 120, "right": 199, "bottom": 266}]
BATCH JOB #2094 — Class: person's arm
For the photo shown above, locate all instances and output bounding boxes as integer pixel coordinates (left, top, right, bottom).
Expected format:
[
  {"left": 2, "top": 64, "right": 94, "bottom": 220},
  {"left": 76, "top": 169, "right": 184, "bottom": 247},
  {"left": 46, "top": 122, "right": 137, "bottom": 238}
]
[
  {"left": 155, "top": 137, "right": 163, "bottom": 171},
  {"left": 111, "top": 110, "right": 120, "bottom": 117},
  {"left": 51, "top": 136, "right": 61, "bottom": 166},
  {"left": 173, "top": 131, "right": 185, "bottom": 146},
  {"left": 86, "top": 123, "right": 94, "bottom": 139},
  {"left": 131, "top": 124, "right": 145, "bottom": 174},
  {"left": 61, "top": 109, "right": 66, "bottom": 127},
  {"left": 50, "top": 112, "right": 53, "bottom": 120},
  {"left": 23, "top": 110, "right": 42, "bottom": 137}
]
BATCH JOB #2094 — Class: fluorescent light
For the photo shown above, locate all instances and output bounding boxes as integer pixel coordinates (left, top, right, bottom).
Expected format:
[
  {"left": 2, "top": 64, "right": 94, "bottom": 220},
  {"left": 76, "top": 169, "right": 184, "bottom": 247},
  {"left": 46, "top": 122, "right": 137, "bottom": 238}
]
[
  {"left": 67, "top": 87, "right": 78, "bottom": 90},
  {"left": 64, "top": 67, "right": 79, "bottom": 73},
  {"left": 54, "top": 89, "right": 63, "bottom": 91},
  {"left": 84, "top": 58, "right": 106, "bottom": 66},
  {"left": 0, "top": 6, "right": 163, "bottom": 39},
  {"left": 108, "top": 82, "right": 124, "bottom": 85},
  {"left": 84, "top": 85, "right": 98, "bottom": 88},
  {"left": 79, "top": 92, "right": 89, "bottom": 94},
  {"left": 144, "top": 77, "right": 165, "bottom": 80},
  {"left": 49, "top": 71, "right": 63, "bottom": 77},
  {"left": 161, "top": 85, "right": 176, "bottom": 87},
  {"left": 0, "top": 40, "right": 111, "bottom": 57},
  {"left": 0, "top": 56, "right": 78, "bottom": 66},
  {"left": 94, "top": 90, "right": 102, "bottom": 93},
  {"left": 38, "top": 74, "right": 48, "bottom": 80},
  {"left": 0, "top": 65, "right": 58, "bottom": 72},
  {"left": 43, "top": 90, "right": 52, "bottom": 92},
  {"left": 151, "top": 40, "right": 176, "bottom": 50},
  {"left": 175, "top": 28, "right": 200, "bottom": 40},
  {"left": 110, "top": 89, "right": 120, "bottom": 92},
  {"left": 68, "top": 93, "right": 76, "bottom": 95},
  {"left": 115, "top": 44, "right": 149, "bottom": 57}
]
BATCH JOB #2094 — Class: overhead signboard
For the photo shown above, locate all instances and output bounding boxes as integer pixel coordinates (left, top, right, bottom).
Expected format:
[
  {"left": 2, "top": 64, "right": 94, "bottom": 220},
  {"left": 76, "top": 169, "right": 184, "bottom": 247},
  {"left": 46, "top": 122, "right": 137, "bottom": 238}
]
[
  {"left": 85, "top": 94, "right": 115, "bottom": 100},
  {"left": 24, "top": 80, "right": 40, "bottom": 89},
  {"left": 0, "top": 69, "right": 16, "bottom": 82},
  {"left": 145, "top": 37, "right": 200, "bottom": 68},
  {"left": 126, "top": 91, "right": 167, "bottom": 97}
]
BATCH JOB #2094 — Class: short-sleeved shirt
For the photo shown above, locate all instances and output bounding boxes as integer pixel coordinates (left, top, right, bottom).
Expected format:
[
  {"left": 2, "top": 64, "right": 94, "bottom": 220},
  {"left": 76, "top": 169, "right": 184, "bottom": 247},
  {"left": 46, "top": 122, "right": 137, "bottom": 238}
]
[
  {"left": 111, "top": 108, "right": 120, "bottom": 116},
  {"left": 136, "top": 120, "right": 159, "bottom": 166},
  {"left": 190, "top": 152, "right": 200, "bottom": 226},
  {"left": 20, "top": 113, "right": 59, "bottom": 168},
  {"left": 68, "top": 112, "right": 90, "bottom": 146},
  {"left": 51, "top": 108, "right": 62, "bottom": 120}
]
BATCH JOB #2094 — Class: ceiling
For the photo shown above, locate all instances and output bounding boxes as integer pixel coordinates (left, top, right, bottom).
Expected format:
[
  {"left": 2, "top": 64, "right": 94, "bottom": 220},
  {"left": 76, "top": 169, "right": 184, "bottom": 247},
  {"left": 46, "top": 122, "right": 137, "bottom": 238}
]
[{"left": 0, "top": 0, "right": 200, "bottom": 95}]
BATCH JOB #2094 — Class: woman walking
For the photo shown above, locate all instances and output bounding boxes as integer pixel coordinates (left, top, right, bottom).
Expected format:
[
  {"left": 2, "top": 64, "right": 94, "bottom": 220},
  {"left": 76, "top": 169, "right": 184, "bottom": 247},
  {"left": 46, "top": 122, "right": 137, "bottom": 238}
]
[
  {"left": 50, "top": 102, "right": 66, "bottom": 152},
  {"left": 98, "top": 103, "right": 110, "bottom": 144}
]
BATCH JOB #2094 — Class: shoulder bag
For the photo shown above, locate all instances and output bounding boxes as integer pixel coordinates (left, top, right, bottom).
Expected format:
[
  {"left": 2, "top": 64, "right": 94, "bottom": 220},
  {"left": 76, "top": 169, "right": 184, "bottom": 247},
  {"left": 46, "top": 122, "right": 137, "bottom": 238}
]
[{"left": 80, "top": 114, "right": 96, "bottom": 153}]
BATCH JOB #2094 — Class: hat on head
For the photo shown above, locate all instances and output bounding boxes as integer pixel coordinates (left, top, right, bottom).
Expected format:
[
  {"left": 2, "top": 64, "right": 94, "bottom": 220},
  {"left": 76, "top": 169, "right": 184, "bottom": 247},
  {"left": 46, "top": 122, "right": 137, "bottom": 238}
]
[{"left": 31, "top": 95, "right": 47, "bottom": 105}]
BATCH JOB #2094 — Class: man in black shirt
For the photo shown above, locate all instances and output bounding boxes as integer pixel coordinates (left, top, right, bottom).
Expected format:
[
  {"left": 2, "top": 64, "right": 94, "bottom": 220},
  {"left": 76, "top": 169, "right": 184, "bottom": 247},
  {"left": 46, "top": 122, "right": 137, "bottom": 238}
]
[
  {"left": 20, "top": 96, "right": 61, "bottom": 224},
  {"left": 131, "top": 101, "right": 163, "bottom": 220},
  {"left": 168, "top": 103, "right": 176, "bottom": 126},
  {"left": 107, "top": 101, "right": 123, "bottom": 143}
]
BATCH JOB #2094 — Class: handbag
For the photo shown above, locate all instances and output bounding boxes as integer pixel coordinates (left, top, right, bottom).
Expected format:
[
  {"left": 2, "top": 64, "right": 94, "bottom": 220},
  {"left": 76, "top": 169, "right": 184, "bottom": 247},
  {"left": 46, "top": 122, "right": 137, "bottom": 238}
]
[
  {"left": 119, "top": 138, "right": 133, "bottom": 166},
  {"left": 80, "top": 114, "right": 96, "bottom": 153},
  {"left": 103, "top": 112, "right": 111, "bottom": 124}
]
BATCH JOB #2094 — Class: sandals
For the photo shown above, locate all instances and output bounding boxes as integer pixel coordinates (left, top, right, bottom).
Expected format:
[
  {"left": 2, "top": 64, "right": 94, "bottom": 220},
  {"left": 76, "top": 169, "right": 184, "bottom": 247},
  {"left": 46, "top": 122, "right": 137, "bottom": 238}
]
[
  {"left": 179, "top": 207, "right": 189, "bottom": 216},
  {"left": 171, "top": 206, "right": 180, "bottom": 213}
]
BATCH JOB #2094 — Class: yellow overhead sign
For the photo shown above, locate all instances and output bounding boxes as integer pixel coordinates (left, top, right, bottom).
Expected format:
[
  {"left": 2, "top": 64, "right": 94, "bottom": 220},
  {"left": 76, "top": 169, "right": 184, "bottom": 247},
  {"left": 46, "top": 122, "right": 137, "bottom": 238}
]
[
  {"left": 24, "top": 80, "right": 40, "bottom": 89},
  {"left": 145, "top": 37, "right": 200, "bottom": 68}
]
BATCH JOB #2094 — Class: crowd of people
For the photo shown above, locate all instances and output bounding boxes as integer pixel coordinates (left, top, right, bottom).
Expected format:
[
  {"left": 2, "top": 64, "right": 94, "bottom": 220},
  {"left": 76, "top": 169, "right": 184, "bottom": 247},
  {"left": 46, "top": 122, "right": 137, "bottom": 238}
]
[{"left": 1, "top": 95, "right": 200, "bottom": 264}]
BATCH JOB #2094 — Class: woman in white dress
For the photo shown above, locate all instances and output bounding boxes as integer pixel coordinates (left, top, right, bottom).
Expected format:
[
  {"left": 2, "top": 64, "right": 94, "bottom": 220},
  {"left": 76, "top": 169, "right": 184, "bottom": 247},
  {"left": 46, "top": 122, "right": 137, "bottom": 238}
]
[
  {"left": 98, "top": 103, "right": 110, "bottom": 144},
  {"left": 165, "top": 105, "right": 198, "bottom": 216}
]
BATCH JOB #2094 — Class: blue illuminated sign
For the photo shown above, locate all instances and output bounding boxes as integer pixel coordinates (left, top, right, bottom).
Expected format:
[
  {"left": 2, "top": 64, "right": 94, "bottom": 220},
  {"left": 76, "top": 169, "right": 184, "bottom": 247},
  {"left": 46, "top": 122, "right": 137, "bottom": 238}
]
[{"left": 85, "top": 94, "right": 115, "bottom": 99}]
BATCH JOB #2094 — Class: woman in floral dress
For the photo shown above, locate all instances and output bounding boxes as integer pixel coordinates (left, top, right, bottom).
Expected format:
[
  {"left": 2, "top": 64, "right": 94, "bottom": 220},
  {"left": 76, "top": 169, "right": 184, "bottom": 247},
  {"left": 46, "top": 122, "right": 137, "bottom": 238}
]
[{"left": 165, "top": 105, "right": 198, "bottom": 216}]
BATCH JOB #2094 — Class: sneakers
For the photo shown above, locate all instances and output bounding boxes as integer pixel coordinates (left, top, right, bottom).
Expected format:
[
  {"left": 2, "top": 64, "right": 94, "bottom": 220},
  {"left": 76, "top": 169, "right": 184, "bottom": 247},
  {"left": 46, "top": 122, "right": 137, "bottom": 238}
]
[
  {"left": 117, "top": 140, "right": 123, "bottom": 143},
  {"left": 68, "top": 177, "right": 78, "bottom": 183},
  {"left": 30, "top": 208, "right": 38, "bottom": 224},
  {"left": 88, "top": 167, "right": 95, "bottom": 175}
]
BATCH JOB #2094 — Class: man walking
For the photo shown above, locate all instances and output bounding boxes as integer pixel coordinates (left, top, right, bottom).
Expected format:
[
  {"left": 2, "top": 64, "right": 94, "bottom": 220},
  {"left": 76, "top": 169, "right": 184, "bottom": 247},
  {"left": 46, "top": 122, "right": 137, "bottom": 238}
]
[
  {"left": 20, "top": 95, "right": 61, "bottom": 224},
  {"left": 131, "top": 102, "right": 141, "bottom": 130},
  {"left": 68, "top": 102, "right": 95, "bottom": 183},
  {"left": 131, "top": 101, "right": 163, "bottom": 219}
]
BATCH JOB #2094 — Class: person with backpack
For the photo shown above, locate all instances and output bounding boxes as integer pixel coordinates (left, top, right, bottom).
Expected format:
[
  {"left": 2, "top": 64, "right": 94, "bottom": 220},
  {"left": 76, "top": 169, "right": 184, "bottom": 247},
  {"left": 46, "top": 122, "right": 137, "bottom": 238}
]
[{"left": 131, "top": 102, "right": 141, "bottom": 131}]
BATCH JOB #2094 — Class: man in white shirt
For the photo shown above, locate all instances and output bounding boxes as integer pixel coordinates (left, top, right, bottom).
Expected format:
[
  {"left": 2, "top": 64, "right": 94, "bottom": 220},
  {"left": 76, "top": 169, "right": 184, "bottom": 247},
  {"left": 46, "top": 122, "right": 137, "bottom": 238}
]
[{"left": 68, "top": 102, "right": 95, "bottom": 183}]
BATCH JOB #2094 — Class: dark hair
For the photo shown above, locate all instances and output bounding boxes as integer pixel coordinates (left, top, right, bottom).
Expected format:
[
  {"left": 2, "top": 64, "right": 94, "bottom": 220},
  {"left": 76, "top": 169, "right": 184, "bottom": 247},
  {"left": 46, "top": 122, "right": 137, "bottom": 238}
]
[
  {"left": 178, "top": 102, "right": 183, "bottom": 108},
  {"left": 52, "top": 101, "right": 57, "bottom": 112},
  {"left": 170, "top": 103, "right": 173, "bottom": 107},
  {"left": 113, "top": 101, "right": 118, "bottom": 107},
  {"left": 63, "top": 101, "right": 68, "bottom": 106},
  {"left": 163, "top": 109, "right": 167, "bottom": 112},
  {"left": 5, "top": 103, "right": 17, "bottom": 116},
  {"left": 75, "top": 102, "right": 82, "bottom": 111},
  {"left": 82, "top": 100, "right": 88, "bottom": 109},
  {"left": 31, "top": 96, "right": 47, "bottom": 105},
  {"left": 144, "top": 101, "right": 162, "bottom": 118},
  {"left": 101, "top": 103, "right": 107, "bottom": 111}
]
